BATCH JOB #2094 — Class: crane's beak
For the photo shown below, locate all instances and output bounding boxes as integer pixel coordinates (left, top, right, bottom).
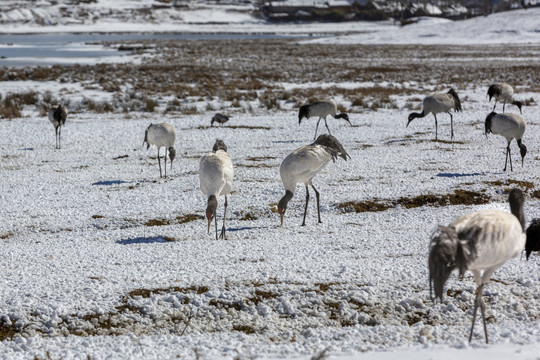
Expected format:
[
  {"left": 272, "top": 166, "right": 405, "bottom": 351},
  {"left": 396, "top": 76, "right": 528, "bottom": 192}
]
[
  {"left": 280, "top": 212, "right": 284, "bottom": 227},
  {"left": 207, "top": 217, "right": 212, "bottom": 234}
]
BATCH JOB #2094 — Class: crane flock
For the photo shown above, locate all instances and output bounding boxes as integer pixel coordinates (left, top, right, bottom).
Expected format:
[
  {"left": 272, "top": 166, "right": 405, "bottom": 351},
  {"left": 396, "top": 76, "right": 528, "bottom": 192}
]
[{"left": 43, "top": 81, "right": 537, "bottom": 344}]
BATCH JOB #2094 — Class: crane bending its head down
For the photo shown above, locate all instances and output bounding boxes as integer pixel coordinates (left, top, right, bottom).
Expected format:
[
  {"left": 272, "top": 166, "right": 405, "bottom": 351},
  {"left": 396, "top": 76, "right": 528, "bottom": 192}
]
[
  {"left": 277, "top": 134, "right": 350, "bottom": 227},
  {"left": 429, "top": 188, "right": 526, "bottom": 343}
]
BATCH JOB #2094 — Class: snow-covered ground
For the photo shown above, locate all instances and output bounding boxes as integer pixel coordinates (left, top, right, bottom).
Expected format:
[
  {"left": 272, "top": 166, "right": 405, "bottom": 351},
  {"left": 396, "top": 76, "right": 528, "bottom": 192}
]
[{"left": 1, "top": 3, "right": 540, "bottom": 360}]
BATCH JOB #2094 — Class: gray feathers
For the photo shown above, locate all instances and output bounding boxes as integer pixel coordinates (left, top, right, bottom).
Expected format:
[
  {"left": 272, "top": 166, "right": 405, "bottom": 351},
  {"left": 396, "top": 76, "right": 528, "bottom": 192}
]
[
  {"left": 312, "top": 134, "right": 350, "bottom": 162},
  {"left": 428, "top": 225, "right": 479, "bottom": 301},
  {"left": 212, "top": 139, "right": 228, "bottom": 152}
]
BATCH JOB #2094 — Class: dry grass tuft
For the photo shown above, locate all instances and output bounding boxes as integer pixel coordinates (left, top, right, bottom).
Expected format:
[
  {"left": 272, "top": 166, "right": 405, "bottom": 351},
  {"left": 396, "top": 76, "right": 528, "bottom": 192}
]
[{"left": 338, "top": 190, "right": 490, "bottom": 213}]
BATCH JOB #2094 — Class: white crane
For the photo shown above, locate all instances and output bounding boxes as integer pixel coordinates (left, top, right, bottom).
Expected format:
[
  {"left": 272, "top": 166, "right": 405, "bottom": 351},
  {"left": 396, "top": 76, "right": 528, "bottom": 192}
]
[
  {"left": 277, "top": 134, "right": 350, "bottom": 227},
  {"left": 429, "top": 188, "right": 526, "bottom": 343},
  {"left": 48, "top": 105, "right": 68, "bottom": 149},
  {"left": 484, "top": 112, "right": 527, "bottom": 172},
  {"left": 211, "top": 113, "right": 230, "bottom": 127},
  {"left": 487, "top": 83, "right": 522, "bottom": 114},
  {"left": 143, "top": 123, "right": 177, "bottom": 178},
  {"left": 199, "top": 139, "right": 234, "bottom": 240},
  {"left": 298, "top": 100, "right": 351, "bottom": 140},
  {"left": 407, "top": 88, "right": 462, "bottom": 140},
  {"left": 525, "top": 219, "right": 540, "bottom": 260}
]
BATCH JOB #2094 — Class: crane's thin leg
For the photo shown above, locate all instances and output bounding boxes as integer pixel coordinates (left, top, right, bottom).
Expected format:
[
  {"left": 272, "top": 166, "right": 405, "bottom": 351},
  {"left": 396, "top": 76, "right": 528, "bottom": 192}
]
[
  {"left": 503, "top": 142, "right": 513, "bottom": 172},
  {"left": 214, "top": 209, "right": 218, "bottom": 240},
  {"left": 314, "top": 118, "right": 322, "bottom": 139},
  {"left": 164, "top": 150, "right": 167, "bottom": 178},
  {"left": 433, "top": 114, "right": 438, "bottom": 140},
  {"left": 58, "top": 126, "right": 62, "bottom": 149},
  {"left": 157, "top": 148, "right": 162, "bottom": 178},
  {"left": 469, "top": 283, "right": 486, "bottom": 343},
  {"left": 492, "top": 102, "right": 497, "bottom": 112},
  {"left": 220, "top": 196, "right": 228, "bottom": 240},
  {"left": 503, "top": 102, "right": 506, "bottom": 112},
  {"left": 480, "top": 293, "right": 489, "bottom": 344},
  {"left": 449, "top": 112, "right": 454, "bottom": 139},
  {"left": 302, "top": 185, "right": 310, "bottom": 226},
  {"left": 324, "top": 118, "right": 331, "bottom": 135},
  {"left": 311, "top": 184, "right": 321, "bottom": 224},
  {"left": 55, "top": 126, "right": 59, "bottom": 149}
]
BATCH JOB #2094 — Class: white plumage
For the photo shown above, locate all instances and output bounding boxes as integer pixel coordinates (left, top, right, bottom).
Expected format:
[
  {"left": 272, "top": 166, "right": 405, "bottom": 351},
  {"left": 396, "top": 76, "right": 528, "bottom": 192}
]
[
  {"left": 199, "top": 139, "right": 234, "bottom": 240},
  {"left": 487, "top": 83, "right": 522, "bottom": 114},
  {"left": 277, "top": 134, "right": 349, "bottom": 226},
  {"left": 407, "top": 88, "right": 462, "bottom": 140},
  {"left": 429, "top": 188, "right": 526, "bottom": 343},
  {"left": 298, "top": 100, "right": 351, "bottom": 139},
  {"left": 143, "top": 123, "right": 177, "bottom": 178},
  {"left": 484, "top": 112, "right": 527, "bottom": 172},
  {"left": 48, "top": 105, "right": 68, "bottom": 149}
]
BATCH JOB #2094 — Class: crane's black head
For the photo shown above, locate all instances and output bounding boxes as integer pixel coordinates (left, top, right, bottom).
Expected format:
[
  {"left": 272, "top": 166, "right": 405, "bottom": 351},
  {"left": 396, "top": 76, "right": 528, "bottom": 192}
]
[
  {"left": 336, "top": 113, "right": 351, "bottom": 125},
  {"left": 484, "top": 112, "right": 497, "bottom": 135},
  {"left": 213, "top": 139, "right": 227, "bottom": 152},
  {"left": 298, "top": 105, "right": 310, "bottom": 124},
  {"left": 487, "top": 84, "right": 501, "bottom": 102},
  {"left": 525, "top": 218, "right": 540, "bottom": 260},
  {"left": 277, "top": 190, "right": 294, "bottom": 227}
]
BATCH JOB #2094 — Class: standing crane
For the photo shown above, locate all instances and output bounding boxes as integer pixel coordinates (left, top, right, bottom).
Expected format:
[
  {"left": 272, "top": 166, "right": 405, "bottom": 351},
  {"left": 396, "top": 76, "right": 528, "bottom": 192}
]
[
  {"left": 487, "top": 83, "right": 522, "bottom": 114},
  {"left": 407, "top": 88, "right": 462, "bottom": 140},
  {"left": 298, "top": 100, "right": 351, "bottom": 140},
  {"left": 143, "top": 123, "right": 177, "bottom": 178},
  {"left": 277, "top": 134, "right": 350, "bottom": 227},
  {"left": 48, "top": 105, "right": 68, "bottom": 149},
  {"left": 484, "top": 112, "right": 527, "bottom": 172},
  {"left": 199, "top": 139, "right": 234, "bottom": 240},
  {"left": 429, "top": 188, "right": 527, "bottom": 343}
]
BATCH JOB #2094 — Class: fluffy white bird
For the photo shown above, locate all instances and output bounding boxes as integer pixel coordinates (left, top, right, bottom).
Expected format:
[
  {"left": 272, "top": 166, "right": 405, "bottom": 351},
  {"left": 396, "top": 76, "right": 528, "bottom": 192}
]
[
  {"left": 429, "top": 188, "right": 526, "bottom": 343},
  {"left": 143, "top": 123, "right": 177, "bottom": 178},
  {"left": 484, "top": 112, "right": 527, "bottom": 172},
  {"left": 407, "top": 88, "right": 462, "bottom": 140},
  {"left": 199, "top": 139, "right": 234, "bottom": 240},
  {"left": 48, "top": 105, "right": 68, "bottom": 149},
  {"left": 211, "top": 113, "right": 230, "bottom": 127},
  {"left": 487, "top": 83, "right": 522, "bottom": 114},
  {"left": 277, "top": 134, "right": 350, "bottom": 226},
  {"left": 298, "top": 100, "right": 351, "bottom": 139}
]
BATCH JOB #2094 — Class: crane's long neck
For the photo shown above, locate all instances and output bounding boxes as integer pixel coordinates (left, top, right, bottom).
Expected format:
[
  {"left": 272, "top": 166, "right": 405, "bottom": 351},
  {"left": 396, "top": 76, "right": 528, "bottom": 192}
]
[
  {"left": 509, "top": 189, "right": 525, "bottom": 232},
  {"left": 206, "top": 195, "right": 218, "bottom": 218}
]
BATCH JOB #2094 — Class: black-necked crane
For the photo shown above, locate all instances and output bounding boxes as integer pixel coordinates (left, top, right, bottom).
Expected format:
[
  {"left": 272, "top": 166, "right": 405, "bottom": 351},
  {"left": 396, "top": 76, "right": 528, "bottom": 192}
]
[
  {"left": 48, "top": 105, "right": 68, "bottom": 149},
  {"left": 199, "top": 139, "right": 234, "bottom": 240},
  {"left": 211, "top": 113, "right": 230, "bottom": 127},
  {"left": 429, "top": 188, "right": 526, "bottom": 344},
  {"left": 525, "top": 219, "right": 540, "bottom": 260},
  {"left": 407, "top": 88, "right": 462, "bottom": 140},
  {"left": 487, "top": 83, "right": 522, "bottom": 114},
  {"left": 277, "top": 134, "right": 350, "bottom": 227},
  {"left": 143, "top": 123, "right": 177, "bottom": 178},
  {"left": 298, "top": 100, "right": 351, "bottom": 140},
  {"left": 484, "top": 112, "right": 527, "bottom": 172}
]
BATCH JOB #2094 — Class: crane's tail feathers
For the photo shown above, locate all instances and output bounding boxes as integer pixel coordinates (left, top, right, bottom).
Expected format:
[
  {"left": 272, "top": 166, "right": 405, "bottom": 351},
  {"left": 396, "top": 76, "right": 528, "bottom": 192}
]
[
  {"left": 428, "top": 225, "right": 479, "bottom": 301},
  {"left": 447, "top": 88, "right": 462, "bottom": 112},
  {"left": 313, "top": 134, "right": 350, "bottom": 161}
]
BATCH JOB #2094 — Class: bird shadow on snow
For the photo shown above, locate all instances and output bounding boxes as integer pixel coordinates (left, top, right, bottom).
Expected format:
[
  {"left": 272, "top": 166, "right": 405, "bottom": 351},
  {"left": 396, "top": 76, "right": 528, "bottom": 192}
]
[
  {"left": 92, "top": 180, "right": 129, "bottom": 186},
  {"left": 436, "top": 172, "right": 483, "bottom": 178},
  {"left": 116, "top": 237, "right": 170, "bottom": 245}
]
